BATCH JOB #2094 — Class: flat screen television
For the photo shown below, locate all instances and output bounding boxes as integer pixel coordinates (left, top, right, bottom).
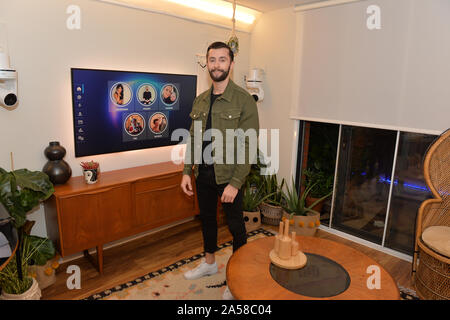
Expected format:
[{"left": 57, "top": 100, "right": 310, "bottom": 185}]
[{"left": 71, "top": 68, "right": 197, "bottom": 157}]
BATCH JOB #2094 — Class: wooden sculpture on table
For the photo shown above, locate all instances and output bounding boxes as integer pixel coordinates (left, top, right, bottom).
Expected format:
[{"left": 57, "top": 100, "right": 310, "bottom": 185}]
[{"left": 269, "top": 220, "right": 307, "bottom": 269}]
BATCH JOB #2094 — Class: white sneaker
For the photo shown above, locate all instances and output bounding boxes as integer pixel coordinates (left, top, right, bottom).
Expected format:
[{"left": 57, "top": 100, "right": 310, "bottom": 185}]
[
  {"left": 222, "top": 286, "right": 235, "bottom": 300},
  {"left": 183, "top": 259, "right": 218, "bottom": 280}
]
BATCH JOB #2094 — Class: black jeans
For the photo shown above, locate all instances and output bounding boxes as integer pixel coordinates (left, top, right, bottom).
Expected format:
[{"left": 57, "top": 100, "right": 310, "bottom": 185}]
[{"left": 195, "top": 165, "right": 247, "bottom": 254}]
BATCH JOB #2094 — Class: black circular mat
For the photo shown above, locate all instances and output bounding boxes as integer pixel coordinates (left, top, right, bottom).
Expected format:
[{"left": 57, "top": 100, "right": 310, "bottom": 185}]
[{"left": 269, "top": 252, "right": 351, "bottom": 298}]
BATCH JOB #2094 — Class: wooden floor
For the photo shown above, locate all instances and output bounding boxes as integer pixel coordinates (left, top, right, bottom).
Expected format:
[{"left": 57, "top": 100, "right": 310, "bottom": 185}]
[{"left": 42, "top": 217, "right": 414, "bottom": 300}]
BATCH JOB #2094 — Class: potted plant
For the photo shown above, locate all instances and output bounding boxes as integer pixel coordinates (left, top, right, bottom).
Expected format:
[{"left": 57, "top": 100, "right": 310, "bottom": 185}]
[
  {"left": 0, "top": 168, "right": 54, "bottom": 299},
  {"left": 303, "top": 168, "right": 334, "bottom": 213},
  {"left": 80, "top": 160, "right": 100, "bottom": 184},
  {"left": 245, "top": 151, "right": 268, "bottom": 191},
  {"left": 259, "top": 175, "right": 285, "bottom": 226},
  {"left": 281, "top": 178, "right": 331, "bottom": 237},
  {"left": 242, "top": 181, "right": 275, "bottom": 232},
  {"left": 25, "top": 221, "right": 59, "bottom": 290}
]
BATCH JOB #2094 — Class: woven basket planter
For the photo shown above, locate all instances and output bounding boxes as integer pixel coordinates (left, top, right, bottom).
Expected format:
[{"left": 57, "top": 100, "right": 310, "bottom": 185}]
[
  {"left": 0, "top": 278, "right": 41, "bottom": 300},
  {"left": 415, "top": 244, "right": 450, "bottom": 300},
  {"left": 259, "top": 202, "right": 283, "bottom": 226}
]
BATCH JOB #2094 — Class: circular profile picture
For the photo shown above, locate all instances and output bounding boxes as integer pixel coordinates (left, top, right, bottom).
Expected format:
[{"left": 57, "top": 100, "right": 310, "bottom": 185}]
[
  {"left": 149, "top": 112, "right": 168, "bottom": 134},
  {"left": 160, "top": 83, "right": 179, "bottom": 106},
  {"left": 110, "top": 82, "right": 132, "bottom": 107},
  {"left": 137, "top": 84, "right": 157, "bottom": 106},
  {"left": 124, "top": 113, "right": 145, "bottom": 137}
]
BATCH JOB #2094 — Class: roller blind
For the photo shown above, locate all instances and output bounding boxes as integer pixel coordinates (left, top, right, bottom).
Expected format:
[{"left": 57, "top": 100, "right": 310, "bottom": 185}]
[{"left": 291, "top": 0, "right": 450, "bottom": 134}]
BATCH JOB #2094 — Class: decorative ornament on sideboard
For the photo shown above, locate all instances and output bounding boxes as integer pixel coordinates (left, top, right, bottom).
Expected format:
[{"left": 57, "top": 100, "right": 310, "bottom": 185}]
[
  {"left": 42, "top": 141, "right": 72, "bottom": 185},
  {"left": 80, "top": 160, "right": 99, "bottom": 184}
]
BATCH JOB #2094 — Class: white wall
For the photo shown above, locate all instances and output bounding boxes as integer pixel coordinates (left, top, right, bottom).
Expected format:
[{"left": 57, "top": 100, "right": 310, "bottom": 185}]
[
  {"left": 249, "top": 7, "right": 298, "bottom": 184},
  {"left": 0, "top": 0, "right": 250, "bottom": 237}
]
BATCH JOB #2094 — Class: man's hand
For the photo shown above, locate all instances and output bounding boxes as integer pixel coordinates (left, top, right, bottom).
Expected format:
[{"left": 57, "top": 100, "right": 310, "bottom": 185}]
[
  {"left": 221, "top": 184, "right": 239, "bottom": 203},
  {"left": 181, "top": 174, "right": 194, "bottom": 196}
]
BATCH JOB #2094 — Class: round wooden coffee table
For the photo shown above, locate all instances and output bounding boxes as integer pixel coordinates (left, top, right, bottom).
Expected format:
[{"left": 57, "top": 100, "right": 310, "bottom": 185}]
[{"left": 226, "top": 236, "right": 400, "bottom": 300}]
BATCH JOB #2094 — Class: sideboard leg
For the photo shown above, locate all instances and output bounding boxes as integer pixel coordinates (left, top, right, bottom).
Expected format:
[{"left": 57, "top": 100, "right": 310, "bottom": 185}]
[
  {"left": 83, "top": 248, "right": 104, "bottom": 275},
  {"left": 97, "top": 245, "right": 104, "bottom": 275}
]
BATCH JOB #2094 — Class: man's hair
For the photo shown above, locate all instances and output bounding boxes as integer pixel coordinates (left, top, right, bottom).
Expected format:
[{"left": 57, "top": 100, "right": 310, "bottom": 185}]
[{"left": 206, "top": 41, "right": 234, "bottom": 62}]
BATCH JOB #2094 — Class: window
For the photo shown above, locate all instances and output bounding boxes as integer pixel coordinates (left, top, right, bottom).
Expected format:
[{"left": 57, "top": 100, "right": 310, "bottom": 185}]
[
  {"left": 332, "top": 126, "right": 397, "bottom": 244},
  {"left": 384, "top": 132, "right": 436, "bottom": 254},
  {"left": 296, "top": 121, "right": 438, "bottom": 256}
]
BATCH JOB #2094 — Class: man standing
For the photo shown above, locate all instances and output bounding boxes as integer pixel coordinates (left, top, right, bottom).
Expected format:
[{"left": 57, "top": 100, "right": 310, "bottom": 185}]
[{"left": 180, "top": 42, "right": 259, "bottom": 300}]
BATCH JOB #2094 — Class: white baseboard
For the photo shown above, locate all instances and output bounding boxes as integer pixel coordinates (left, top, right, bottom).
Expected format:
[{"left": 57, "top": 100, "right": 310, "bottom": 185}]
[{"left": 318, "top": 225, "right": 413, "bottom": 262}]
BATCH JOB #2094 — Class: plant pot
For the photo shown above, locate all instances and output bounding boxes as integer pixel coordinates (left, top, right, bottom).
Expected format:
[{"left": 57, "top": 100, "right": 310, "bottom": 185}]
[
  {"left": 306, "top": 196, "right": 325, "bottom": 213},
  {"left": 28, "top": 261, "right": 56, "bottom": 290},
  {"left": 0, "top": 277, "right": 41, "bottom": 300},
  {"left": 282, "top": 210, "right": 320, "bottom": 237},
  {"left": 83, "top": 168, "right": 99, "bottom": 184},
  {"left": 243, "top": 210, "right": 261, "bottom": 232},
  {"left": 259, "top": 202, "right": 283, "bottom": 226}
]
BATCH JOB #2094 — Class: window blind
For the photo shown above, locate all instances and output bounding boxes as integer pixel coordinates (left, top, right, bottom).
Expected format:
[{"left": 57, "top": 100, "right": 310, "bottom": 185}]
[{"left": 291, "top": 0, "right": 450, "bottom": 135}]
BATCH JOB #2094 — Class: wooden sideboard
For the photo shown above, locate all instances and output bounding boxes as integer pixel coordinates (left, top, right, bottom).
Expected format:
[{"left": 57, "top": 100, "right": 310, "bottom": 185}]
[{"left": 44, "top": 161, "right": 198, "bottom": 274}]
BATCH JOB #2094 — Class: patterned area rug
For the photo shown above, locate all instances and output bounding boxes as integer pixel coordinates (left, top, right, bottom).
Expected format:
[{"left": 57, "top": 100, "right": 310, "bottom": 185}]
[
  {"left": 85, "top": 228, "right": 419, "bottom": 300},
  {"left": 398, "top": 286, "right": 420, "bottom": 300},
  {"left": 86, "top": 228, "right": 275, "bottom": 300}
]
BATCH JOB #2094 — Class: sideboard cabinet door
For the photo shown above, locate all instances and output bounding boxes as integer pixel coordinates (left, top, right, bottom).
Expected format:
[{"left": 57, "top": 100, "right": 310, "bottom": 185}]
[
  {"left": 59, "top": 193, "right": 102, "bottom": 255},
  {"left": 133, "top": 173, "right": 196, "bottom": 229},
  {"left": 97, "top": 184, "right": 133, "bottom": 243},
  {"left": 58, "top": 184, "right": 132, "bottom": 255}
]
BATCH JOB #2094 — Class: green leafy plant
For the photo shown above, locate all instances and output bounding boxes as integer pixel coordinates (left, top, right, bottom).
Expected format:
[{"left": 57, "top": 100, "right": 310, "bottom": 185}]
[
  {"left": 0, "top": 167, "right": 55, "bottom": 295},
  {"left": 0, "top": 232, "right": 55, "bottom": 294},
  {"left": 303, "top": 168, "right": 334, "bottom": 199},
  {"left": 261, "top": 175, "right": 285, "bottom": 206},
  {"left": 245, "top": 150, "right": 268, "bottom": 191},
  {"left": 0, "top": 234, "right": 34, "bottom": 294},
  {"left": 282, "top": 178, "right": 331, "bottom": 218},
  {"left": 26, "top": 234, "right": 55, "bottom": 266},
  {"left": 0, "top": 168, "right": 54, "bottom": 229},
  {"left": 242, "top": 182, "right": 276, "bottom": 212}
]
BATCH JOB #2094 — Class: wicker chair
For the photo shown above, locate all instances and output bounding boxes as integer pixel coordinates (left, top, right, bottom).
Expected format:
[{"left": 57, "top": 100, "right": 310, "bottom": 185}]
[{"left": 412, "top": 129, "right": 450, "bottom": 300}]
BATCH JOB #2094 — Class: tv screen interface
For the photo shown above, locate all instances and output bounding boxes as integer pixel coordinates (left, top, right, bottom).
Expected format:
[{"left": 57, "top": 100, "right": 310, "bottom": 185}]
[{"left": 71, "top": 68, "right": 197, "bottom": 157}]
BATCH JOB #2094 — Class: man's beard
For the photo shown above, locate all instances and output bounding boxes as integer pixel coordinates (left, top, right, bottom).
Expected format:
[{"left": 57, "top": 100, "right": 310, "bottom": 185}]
[{"left": 208, "top": 65, "right": 231, "bottom": 82}]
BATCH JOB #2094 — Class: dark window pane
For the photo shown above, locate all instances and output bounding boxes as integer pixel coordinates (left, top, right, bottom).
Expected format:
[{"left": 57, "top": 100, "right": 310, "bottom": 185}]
[
  {"left": 384, "top": 132, "right": 436, "bottom": 254},
  {"left": 332, "top": 126, "right": 397, "bottom": 244},
  {"left": 300, "top": 122, "right": 339, "bottom": 226}
]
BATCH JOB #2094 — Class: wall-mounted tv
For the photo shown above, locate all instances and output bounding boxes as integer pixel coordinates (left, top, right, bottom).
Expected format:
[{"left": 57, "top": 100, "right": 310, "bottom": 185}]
[{"left": 71, "top": 68, "right": 197, "bottom": 157}]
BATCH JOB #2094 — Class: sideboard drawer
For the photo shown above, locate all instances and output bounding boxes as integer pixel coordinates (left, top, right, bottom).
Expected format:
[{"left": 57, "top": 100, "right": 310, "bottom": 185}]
[{"left": 134, "top": 172, "right": 182, "bottom": 193}]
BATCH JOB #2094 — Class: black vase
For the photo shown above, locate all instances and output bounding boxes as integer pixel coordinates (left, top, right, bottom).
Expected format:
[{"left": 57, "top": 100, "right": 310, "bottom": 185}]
[{"left": 42, "top": 141, "right": 72, "bottom": 185}]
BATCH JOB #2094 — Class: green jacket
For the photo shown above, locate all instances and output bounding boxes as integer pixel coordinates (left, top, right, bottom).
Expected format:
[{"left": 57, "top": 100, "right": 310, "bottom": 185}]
[{"left": 183, "top": 80, "right": 259, "bottom": 189}]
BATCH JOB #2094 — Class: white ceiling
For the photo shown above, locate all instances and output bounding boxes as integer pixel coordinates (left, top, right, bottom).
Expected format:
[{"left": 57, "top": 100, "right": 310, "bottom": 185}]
[
  {"left": 226, "top": 0, "right": 327, "bottom": 13},
  {"left": 96, "top": 0, "right": 330, "bottom": 32}
]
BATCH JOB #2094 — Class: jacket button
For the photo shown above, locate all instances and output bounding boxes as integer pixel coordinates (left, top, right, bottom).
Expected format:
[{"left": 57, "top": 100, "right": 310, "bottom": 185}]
[{"left": 203, "top": 113, "right": 206, "bottom": 116}]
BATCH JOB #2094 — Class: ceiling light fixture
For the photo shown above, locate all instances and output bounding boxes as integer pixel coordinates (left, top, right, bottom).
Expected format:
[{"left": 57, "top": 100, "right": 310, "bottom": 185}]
[{"left": 167, "top": 0, "right": 256, "bottom": 24}]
